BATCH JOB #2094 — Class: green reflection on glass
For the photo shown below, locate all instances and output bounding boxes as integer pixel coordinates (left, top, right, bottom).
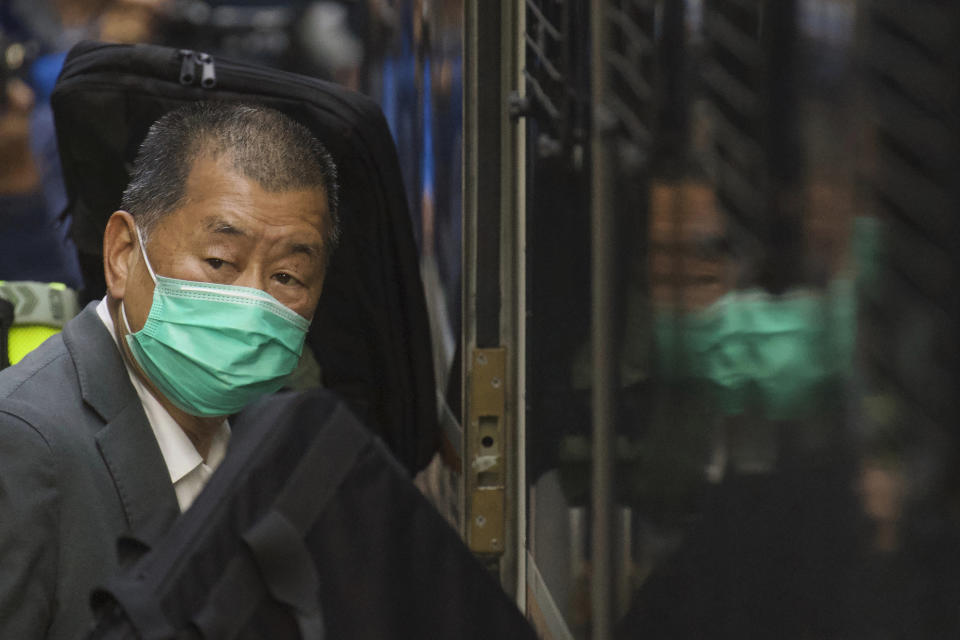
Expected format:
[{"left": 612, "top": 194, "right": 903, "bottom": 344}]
[{"left": 655, "top": 278, "right": 855, "bottom": 420}]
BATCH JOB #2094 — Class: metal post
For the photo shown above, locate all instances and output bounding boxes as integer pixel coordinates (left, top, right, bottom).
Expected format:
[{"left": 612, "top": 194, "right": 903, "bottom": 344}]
[
  {"left": 463, "top": 0, "right": 525, "bottom": 603},
  {"left": 590, "top": 0, "right": 615, "bottom": 637}
]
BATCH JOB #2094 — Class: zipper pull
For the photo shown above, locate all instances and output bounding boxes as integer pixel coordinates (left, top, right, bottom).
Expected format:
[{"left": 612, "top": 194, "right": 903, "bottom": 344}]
[
  {"left": 178, "top": 49, "right": 196, "bottom": 85},
  {"left": 196, "top": 52, "right": 217, "bottom": 89}
]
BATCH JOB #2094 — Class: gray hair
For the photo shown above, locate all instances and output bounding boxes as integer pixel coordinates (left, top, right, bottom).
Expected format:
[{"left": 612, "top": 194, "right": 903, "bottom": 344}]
[{"left": 120, "top": 102, "right": 340, "bottom": 259}]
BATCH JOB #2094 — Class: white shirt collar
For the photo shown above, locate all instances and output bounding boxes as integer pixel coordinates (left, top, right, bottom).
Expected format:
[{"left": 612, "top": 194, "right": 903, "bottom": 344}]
[{"left": 96, "top": 297, "right": 230, "bottom": 511}]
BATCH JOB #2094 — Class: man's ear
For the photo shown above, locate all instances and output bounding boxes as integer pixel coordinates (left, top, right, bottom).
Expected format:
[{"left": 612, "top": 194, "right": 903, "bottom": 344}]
[{"left": 103, "top": 211, "right": 138, "bottom": 301}]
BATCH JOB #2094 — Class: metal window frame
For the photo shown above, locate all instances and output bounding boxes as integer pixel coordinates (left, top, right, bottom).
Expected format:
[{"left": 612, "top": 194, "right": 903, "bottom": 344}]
[{"left": 463, "top": 0, "right": 527, "bottom": 604}]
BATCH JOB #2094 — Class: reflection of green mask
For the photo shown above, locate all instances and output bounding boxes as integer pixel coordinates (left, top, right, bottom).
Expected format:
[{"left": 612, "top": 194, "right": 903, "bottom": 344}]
[
  {"left": 123, "top": 230, "right": 310, "bottom": 417},
  {"left": 655, "top": 281, "right": 854, "bottom": 419}
]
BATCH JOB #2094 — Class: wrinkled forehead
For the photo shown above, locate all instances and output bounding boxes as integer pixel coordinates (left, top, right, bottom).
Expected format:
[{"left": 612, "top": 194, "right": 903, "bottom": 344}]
[
  {"left": 135, "top": 154, "right": 332, "bottom": 270},
  {"left": 189, "top": 147, "right": 331, "bottom": 219}
]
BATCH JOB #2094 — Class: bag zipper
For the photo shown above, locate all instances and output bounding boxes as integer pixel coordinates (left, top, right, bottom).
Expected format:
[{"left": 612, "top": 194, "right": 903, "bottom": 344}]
[
  {"left": 178, "top": 49, "right": 217, "bottom": 88},
  {"left": 54, "top": 43, "right": 390, "bottom": 209}
]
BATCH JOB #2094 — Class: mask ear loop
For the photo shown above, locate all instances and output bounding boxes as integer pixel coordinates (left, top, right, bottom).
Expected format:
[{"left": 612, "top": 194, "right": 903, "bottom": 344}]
[
  {"left": 134, "top": 225, "right": 158, "bottom": 284},
  {"left": 120, "top": 301, "right": 136, "bottom": 335},
  {"left": 121, "top": 224, "right": 157, "bottom": 335}
]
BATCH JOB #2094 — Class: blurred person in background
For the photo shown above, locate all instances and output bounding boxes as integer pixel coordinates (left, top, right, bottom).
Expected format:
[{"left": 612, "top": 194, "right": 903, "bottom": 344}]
[
  {"left": 0, "top": 77, "right": 74, "bottom": 284},
  {"left": 1, "top": 0, "right": 167, "bottom": 293},
  {"left": 297, "top": 1, "right": 364, "bottom": 88},
  {"left": 153, "top": 0, "right": 365, "bottom": 86}
]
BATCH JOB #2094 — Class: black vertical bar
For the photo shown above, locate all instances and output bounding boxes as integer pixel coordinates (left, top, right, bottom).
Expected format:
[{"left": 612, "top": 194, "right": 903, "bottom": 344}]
[
  {"left": 657, "top": 0, "right": 689, "bottom": 175},
  {"left": 0, "top": 298, "right": 13, "bottom": 370},
  {"left": 760, "top": 0, "right": 803, "bottom": 293},
  {"left": 475, "top": 0, "right": 503, "bottom": 348}
]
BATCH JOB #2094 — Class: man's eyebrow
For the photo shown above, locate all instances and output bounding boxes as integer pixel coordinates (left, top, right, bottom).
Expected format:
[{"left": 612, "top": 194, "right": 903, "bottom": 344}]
[
  {"left": 288, "top": 242, "right": 321, "bottom": 259},
  {"left": 202, "top": 216, "right": 247, "bottom": 236}
]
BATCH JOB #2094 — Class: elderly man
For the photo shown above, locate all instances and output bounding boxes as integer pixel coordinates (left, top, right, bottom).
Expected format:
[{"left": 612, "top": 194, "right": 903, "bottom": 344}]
[{"left": 0, "top": 101, "right": 338, "bottom": 638}]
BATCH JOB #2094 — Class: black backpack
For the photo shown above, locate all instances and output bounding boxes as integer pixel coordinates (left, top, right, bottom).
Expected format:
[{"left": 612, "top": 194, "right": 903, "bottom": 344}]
[
  {"left": 51, "top": 41, "right": 438, "bottom": 473},
  {"left": 86, "top": 390, "right": 536, "bottom": 640},
  {"left": 0, "top": 297, "right": 12, "bottom": 370}
]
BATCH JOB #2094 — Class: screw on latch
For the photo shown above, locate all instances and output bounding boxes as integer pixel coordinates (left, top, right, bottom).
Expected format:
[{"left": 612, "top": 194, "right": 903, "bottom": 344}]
[
  {"left": 476, "top": 352, "right": 488, "bottom": 366},
  {"left": 475, "top": 515, "right": 487, "bottom": 527},
  {"left": 491, "top": 377, "right": 502, "bottom": 389}
]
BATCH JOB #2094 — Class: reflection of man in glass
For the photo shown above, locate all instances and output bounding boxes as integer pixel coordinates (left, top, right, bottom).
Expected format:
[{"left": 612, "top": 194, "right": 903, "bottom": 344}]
[{"left": 645, "top": 176, "right": 855, "bottom": 430}]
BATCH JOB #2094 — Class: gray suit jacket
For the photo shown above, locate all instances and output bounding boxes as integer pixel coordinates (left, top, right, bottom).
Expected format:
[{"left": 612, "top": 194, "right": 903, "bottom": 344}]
[{"left": 0, "top": 303, "right": 180, "bottom": 639}]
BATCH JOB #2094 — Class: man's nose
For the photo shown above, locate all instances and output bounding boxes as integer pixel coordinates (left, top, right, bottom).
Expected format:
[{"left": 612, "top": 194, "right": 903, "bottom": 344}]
[{"left": 231, "top": 267, "right": 269, "bottom": 293}]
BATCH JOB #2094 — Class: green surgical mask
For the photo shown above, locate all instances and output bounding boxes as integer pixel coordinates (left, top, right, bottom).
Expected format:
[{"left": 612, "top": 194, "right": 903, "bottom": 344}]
[
  {"left": 123, "top": 229, "right": 310, "bottom": 417},
  {"left": 654, "top": 282, "right": 854, "bottom": 419}
]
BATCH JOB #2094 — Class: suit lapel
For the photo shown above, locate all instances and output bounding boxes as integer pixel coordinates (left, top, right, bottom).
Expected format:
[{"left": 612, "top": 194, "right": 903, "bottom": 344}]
[
  {"left": 95, "top": 402, "right": 180, "bottom": 542},
  {"left": 63, "top": 303, "right": 180, "bottom": 539}
]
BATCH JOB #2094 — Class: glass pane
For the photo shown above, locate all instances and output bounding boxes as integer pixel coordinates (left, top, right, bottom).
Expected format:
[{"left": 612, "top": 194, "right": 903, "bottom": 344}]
[{"left": 523, "top": 1, "right": 960, "bottom": 637}]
